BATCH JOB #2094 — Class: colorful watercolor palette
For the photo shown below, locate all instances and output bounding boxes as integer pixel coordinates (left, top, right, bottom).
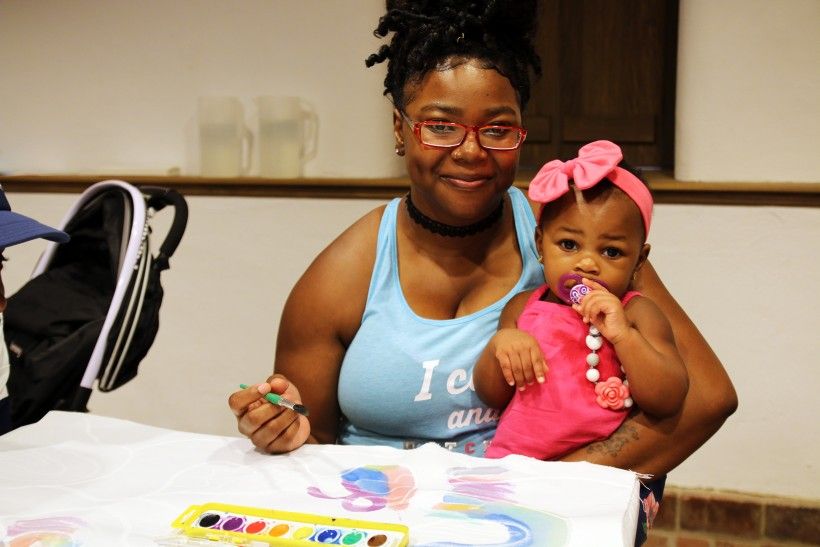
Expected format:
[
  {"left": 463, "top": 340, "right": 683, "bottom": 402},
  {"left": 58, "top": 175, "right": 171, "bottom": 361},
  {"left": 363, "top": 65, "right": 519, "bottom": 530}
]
[{"left": 170, "top": 502, "right": 409, "bottom": 546}]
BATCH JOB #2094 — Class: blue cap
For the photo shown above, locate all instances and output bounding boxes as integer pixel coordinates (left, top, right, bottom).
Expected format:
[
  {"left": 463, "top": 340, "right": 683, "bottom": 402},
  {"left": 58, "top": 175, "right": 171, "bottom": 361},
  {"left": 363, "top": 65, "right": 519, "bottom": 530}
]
[{"left": 0, "top": 185, "right": 69, "bottom": 248}]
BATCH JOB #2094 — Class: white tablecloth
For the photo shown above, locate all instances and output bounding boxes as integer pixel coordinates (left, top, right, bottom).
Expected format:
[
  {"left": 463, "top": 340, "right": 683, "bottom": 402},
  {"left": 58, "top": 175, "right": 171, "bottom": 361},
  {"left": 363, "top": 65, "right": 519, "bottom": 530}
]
[{"left": 0, "top": 411, "right": 638, "bottom": 545}]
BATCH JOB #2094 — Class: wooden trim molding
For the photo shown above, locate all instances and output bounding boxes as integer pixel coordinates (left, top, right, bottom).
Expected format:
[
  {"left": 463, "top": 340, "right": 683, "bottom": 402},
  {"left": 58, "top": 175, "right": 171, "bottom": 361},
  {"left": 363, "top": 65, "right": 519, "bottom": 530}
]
[
  {"left": 640, "top": 172, "right": 820, "bottom": 207},
  {"left": 1, "top": 173, "right": 819, "bottom": 207},
  {"left": 0, "top": 174, "right": 408, "bottom": 200}
]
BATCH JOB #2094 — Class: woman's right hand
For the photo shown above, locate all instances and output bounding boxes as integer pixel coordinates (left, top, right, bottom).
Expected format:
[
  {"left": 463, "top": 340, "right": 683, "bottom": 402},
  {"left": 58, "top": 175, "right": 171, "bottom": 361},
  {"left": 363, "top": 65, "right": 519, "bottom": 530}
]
[{"left": 228, "top": 374, "right": 312, "bottom": 454}]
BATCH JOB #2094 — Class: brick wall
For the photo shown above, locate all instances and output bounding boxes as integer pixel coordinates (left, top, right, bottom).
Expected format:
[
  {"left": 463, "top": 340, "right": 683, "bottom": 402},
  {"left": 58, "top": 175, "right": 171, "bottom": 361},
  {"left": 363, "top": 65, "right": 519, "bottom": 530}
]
[{"left": 645, "top": 487, "right": 820, "bottom": 546}]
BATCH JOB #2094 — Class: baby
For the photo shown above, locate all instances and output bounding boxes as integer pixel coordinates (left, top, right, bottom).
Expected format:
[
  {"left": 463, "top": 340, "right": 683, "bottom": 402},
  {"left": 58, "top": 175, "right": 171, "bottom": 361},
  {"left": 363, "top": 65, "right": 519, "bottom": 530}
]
[{"left": 473, "top": 140, "right": 689, "bottom": 460}]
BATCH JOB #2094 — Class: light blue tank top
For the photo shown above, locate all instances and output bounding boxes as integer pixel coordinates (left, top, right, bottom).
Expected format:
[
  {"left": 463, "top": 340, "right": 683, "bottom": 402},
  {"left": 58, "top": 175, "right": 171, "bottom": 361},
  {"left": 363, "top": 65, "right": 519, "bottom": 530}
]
[{"left": 337, "top": 187, "right": 543, "bottom": 457}]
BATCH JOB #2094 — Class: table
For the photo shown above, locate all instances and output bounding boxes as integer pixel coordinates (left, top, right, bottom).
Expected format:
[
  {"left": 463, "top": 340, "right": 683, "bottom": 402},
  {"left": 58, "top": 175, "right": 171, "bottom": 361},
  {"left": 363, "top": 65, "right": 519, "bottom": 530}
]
[{"left": 0, "top": 412, "right": 639, "bottom": 545}]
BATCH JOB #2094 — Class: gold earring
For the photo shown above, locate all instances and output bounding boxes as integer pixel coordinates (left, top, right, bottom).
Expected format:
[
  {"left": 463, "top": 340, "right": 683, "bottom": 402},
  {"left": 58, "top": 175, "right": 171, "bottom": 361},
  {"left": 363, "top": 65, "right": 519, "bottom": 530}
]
[{"left": 537, "top": 254, "right": 543, "bottom": 264}]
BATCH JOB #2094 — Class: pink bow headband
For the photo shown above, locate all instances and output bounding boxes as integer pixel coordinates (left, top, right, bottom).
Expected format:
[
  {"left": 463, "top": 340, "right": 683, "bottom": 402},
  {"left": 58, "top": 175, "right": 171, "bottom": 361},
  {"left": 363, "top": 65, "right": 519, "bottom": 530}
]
[{"left": 528, "top": 140, "right": 653, "bottom": 236}]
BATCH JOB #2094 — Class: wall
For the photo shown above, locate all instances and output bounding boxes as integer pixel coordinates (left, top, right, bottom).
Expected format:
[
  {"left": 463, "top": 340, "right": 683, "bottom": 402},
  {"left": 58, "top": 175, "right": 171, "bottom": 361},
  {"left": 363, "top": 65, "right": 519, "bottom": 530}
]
[
  {"left": 0, "top": 0, "right": 402, "bottom": 178},
  {"left": 1, "top": 1, "right": 819, "bottom": 501},
  {"left": 676, "top": 0, "right": 820, "bottom": 182}
]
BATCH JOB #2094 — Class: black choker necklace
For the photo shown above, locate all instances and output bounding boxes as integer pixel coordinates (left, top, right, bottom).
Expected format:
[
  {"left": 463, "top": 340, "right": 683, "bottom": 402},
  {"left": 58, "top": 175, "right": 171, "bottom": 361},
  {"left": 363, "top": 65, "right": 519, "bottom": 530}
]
[{"left": 405, "top": 194, "right": 504, "bottom": 237}]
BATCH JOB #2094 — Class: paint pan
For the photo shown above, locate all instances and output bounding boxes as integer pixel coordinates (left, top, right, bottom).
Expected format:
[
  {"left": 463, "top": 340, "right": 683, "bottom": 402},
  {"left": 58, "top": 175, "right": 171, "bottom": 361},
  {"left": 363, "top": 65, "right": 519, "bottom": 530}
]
[{"left": 170, "top": 502, "right": 409, "bottom": 546}]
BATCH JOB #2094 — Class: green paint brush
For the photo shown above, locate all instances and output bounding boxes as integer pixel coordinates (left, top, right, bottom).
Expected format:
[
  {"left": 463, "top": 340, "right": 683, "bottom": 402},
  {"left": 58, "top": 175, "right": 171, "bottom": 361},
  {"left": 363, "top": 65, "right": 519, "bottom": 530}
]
[{"left": 239, "top": 384, "right": 310, "bottom": 416}]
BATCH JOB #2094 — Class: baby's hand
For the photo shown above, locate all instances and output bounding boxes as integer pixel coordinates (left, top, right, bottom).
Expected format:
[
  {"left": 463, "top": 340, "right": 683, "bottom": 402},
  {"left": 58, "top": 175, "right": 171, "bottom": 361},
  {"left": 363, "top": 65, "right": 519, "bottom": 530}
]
[
  {"left": 491, "top": 328, "right": 548, "bottom": 390},
  {"left": 572, "top": 279, "right": 631, "bottom": 344}
]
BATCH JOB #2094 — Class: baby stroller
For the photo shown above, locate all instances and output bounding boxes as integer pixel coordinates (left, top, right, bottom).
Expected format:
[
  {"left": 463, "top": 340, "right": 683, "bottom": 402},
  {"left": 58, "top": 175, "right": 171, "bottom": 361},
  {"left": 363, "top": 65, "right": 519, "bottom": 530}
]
[{"left": 4, "top": 180, "right": 188, "bottom": 429}]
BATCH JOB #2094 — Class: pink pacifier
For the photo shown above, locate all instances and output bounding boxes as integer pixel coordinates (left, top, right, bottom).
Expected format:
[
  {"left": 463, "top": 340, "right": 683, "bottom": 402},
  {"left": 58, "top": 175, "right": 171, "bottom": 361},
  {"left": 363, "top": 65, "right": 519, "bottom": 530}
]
[
  {"left": 557, "top": 273, "right": 608, "bottom": 305},
  {"left": 569, "top": 282, "right": 591, "bottom": 305}
]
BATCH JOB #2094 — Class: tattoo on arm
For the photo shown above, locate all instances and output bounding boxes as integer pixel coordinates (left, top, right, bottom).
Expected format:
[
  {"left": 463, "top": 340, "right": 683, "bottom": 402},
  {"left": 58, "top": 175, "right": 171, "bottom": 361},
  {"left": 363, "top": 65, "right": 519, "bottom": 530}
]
[{"left": 585, "top": 419, "right": 640, "bottom": 458}]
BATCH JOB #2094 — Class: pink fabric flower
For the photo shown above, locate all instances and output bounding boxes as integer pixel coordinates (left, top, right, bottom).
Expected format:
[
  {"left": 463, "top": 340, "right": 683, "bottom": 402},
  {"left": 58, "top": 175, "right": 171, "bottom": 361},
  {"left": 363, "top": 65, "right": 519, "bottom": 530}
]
[
  {"left": 594, "top": 377, "right": 630, "bottom": 410},
  {"left": 642, "top": 491, "right": 660, "bottom": 529}
]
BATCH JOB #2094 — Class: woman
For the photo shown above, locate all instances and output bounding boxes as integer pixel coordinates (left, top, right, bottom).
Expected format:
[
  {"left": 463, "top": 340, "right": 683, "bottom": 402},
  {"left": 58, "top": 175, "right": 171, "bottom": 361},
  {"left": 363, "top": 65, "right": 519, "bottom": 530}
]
[{"left": 230, "top": 0, "right": 735, "bottom": 504}]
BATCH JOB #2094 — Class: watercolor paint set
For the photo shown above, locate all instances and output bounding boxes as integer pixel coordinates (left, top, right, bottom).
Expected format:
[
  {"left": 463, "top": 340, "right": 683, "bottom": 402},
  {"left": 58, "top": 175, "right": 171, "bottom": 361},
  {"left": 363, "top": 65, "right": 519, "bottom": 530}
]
[{"left": 167, "top": 502, "right": 409, "bottom": 546}]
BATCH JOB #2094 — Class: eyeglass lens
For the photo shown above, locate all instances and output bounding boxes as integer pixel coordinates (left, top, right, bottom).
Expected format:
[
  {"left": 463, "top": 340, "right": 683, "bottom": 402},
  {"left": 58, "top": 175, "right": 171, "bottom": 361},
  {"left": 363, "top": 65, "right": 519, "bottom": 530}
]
[{"left": 418, "top": 122, "right": 522, "bottom": 150}]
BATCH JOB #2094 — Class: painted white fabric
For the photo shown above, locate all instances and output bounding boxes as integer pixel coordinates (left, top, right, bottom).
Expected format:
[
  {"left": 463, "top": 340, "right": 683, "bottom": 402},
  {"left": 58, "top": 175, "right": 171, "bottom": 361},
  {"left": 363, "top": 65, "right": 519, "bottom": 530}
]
[{"left": 0, "top": 412, "right": 639, "bottom": 546}]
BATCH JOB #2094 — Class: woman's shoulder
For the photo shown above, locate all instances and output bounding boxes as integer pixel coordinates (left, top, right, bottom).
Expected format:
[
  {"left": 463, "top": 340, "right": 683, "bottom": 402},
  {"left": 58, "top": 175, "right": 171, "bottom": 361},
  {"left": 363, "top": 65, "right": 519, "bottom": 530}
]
[
  {"left": 308, "top": 203, "right": 387, "bottom": 276},
  {"left": 287, "top": 203, "right": 390, "bottom": 342},
  {"left": 510, "top": 185, "right": 539, "bottom": 216}
]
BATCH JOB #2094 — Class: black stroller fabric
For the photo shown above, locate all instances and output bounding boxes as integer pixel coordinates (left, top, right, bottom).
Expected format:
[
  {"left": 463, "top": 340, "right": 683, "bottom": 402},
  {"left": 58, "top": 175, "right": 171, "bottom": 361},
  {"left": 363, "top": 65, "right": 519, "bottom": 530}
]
[{"left": 4, "top": 184, "right": 187, "bottom": 429}]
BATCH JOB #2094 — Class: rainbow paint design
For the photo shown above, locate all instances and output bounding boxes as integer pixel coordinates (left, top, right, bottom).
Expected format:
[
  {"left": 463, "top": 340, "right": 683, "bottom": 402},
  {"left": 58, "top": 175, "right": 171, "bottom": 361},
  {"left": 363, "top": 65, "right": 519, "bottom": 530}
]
[
  {"left": 308, "top": 465, "right": 569, "bottom": 547},
  {"left": 2, "top": 516, "right": 86, "bottom": 547},
  {"left": 417, "top": 467, "right": 569, "bottom": 546},
  {"left": 307, "top": 465, "right": 569, "bottom": 546},
  {"left": 307, "top": 465, "right": 416, "bottom": 512},
  {"left": 170, "top": 502, "right": 408, "bottom": 546}
]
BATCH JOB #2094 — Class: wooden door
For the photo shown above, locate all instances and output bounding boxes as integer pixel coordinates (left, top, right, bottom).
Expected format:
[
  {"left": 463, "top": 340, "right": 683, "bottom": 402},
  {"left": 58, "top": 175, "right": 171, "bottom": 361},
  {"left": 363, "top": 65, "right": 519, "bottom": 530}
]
[{"left": 520, "top": 0, "right": 678, "bottom": 170}]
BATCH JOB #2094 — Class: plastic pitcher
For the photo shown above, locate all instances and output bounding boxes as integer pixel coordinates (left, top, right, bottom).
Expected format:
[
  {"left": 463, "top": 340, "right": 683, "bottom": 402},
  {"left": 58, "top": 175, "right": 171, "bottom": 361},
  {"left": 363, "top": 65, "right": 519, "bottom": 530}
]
[
  {"left": 198, "top": 96, "right": 252, "bottom": 177},
  {"left": 256, "top": 96, "right": 318, "bottom": 178}
]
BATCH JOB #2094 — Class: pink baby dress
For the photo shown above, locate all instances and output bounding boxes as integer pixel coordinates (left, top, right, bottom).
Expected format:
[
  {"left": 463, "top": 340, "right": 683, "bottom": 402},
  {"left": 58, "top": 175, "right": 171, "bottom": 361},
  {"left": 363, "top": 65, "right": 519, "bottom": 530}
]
[{"left": 486, "top": 284, "right": 640, "bottom": 460}]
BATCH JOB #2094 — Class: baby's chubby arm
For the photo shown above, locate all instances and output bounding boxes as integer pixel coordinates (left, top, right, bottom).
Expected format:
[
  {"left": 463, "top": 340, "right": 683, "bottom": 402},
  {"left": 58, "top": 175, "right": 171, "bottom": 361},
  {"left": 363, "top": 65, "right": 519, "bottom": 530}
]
[
  {"left": 490, "top": 328, "right": 548, "bottom": 388},
  {"left": 574, "top": 279, "right": 688, "bottom": 417},
  {"left": 473, "top": 290, "right": 546, "bottom": 409}
]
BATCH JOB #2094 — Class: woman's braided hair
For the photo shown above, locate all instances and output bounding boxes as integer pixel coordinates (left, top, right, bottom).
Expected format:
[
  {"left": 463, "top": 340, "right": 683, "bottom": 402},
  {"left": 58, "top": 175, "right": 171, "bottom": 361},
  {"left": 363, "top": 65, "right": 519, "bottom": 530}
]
[{"left": 365, "top": 0, "right": 542, "bottom": 111}]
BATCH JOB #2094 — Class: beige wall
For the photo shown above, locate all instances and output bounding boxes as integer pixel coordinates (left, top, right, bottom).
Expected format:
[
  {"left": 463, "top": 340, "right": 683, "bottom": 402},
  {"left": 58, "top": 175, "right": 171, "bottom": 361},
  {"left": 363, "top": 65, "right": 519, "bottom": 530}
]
[
  {"left": 676, "top": 0, "right": 820, "bottom": 182},
  {"left": 0, "top": 0, "right": 402, "bottom": 178},
  {"left": 2, "top": 1, "right": 819, "bottom": 500}
]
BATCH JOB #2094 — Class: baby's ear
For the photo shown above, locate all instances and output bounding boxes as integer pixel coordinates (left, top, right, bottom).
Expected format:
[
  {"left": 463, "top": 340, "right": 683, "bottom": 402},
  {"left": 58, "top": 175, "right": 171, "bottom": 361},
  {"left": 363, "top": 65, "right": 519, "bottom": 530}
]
[{"left": 636, "top": 243, "right": 651, "bottom": 272}]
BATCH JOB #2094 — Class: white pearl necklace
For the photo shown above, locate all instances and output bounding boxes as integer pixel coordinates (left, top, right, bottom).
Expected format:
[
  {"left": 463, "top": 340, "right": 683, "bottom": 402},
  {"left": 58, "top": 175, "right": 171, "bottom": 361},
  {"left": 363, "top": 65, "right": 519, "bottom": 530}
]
[
  {"left": 584, "top": 325, "right": 604, "bottom": 383},
  {"left": 568, "top": 280, "right": 634, "bottom": 409},
  {"left": 584, "top": 324, "right": 633, "bottom": 408}
]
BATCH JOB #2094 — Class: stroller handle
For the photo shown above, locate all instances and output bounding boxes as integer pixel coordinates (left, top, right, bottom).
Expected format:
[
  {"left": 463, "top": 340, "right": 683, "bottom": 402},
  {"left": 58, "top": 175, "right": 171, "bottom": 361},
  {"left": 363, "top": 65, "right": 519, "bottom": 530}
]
[{"left": 140, "top": 186, "right": 189, "bottom": 271}]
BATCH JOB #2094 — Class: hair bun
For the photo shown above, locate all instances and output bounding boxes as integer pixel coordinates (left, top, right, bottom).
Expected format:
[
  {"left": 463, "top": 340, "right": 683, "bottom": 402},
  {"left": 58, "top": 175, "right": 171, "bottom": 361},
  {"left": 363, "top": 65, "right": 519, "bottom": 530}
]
[
  {"left": 385, "top": 0, "right": 538, "bottom": 40},
  {"left": 367, "top": 0, "right": 542, "bottom": 110}
]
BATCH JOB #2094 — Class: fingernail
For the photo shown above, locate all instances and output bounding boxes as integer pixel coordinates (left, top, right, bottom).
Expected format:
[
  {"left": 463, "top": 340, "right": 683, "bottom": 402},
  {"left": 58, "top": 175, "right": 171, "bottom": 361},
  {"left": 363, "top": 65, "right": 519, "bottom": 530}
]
[{"left": 256, "top": 383, "right": 270, "bottom": 394}]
